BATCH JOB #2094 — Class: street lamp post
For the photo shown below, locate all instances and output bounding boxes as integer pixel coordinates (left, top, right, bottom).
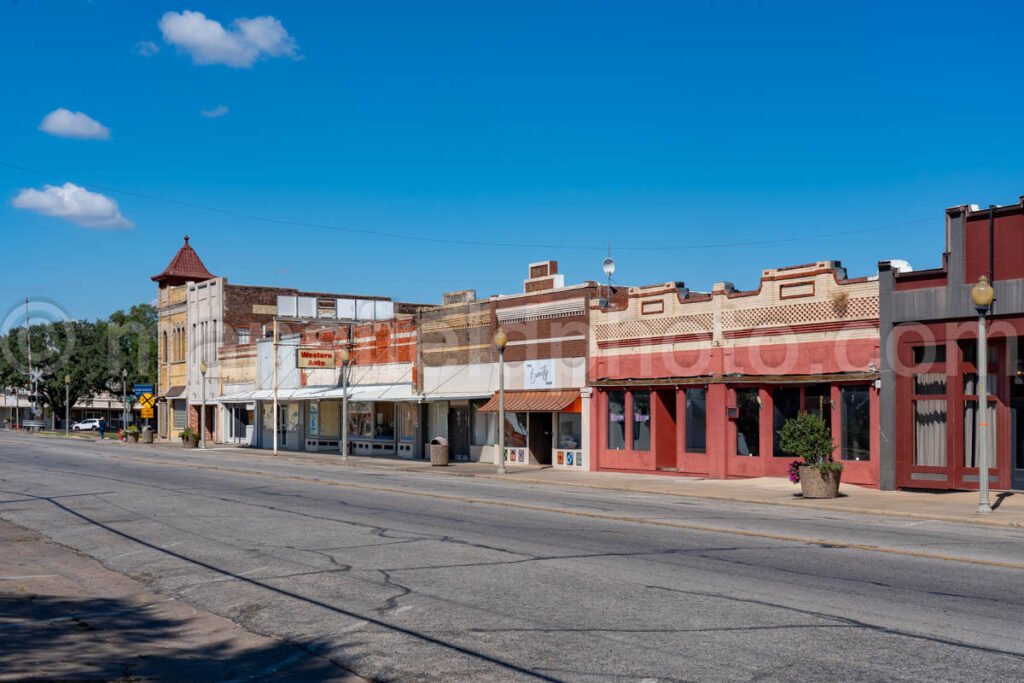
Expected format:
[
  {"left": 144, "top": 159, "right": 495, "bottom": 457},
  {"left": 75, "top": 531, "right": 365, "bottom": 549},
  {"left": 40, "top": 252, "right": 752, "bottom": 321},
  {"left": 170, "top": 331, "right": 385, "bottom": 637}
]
[
  {"left": 339, "top": 347, "right": 350, "bottom": 462},
  {"left": 494, "top": 328, "right": 508, "bottom": 475},
  {"left": 121, "top": 368, "right": 128, "bottom": 436},
  {"left": 64, "top": 374, "right": 70, "bottom": 436},
  {"left": 602, "top": 256, "right": 616, "bottom": 309},
  {"left": 972, "top": 275, "right": 995, "bottom": 514},
  {"left": 200, "top": 361, "right": 208, "bottom": 449}
]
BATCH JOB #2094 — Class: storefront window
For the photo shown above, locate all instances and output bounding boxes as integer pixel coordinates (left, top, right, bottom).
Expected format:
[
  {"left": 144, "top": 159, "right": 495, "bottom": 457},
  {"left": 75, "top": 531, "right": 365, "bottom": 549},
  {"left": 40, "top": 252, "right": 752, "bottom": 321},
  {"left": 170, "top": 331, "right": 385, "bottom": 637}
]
[
  {"left": 840, "top": 386, "right": 870, "bottom": 461},
  {"left": 308, "top": 401, "right": 319, "bottom": 435},
  {"left": 607, "top": 390, "right": 626, "bottom": 450},
  {"left": 914, "top": 399, "right": 947, "bottom": 466},
  {"left": 684, "top": 388, "right": 706, "bottom": 453},
  {"left": 375, "top": 402, "right": 395, "bottom": 439},
  {"left": 505, "top": 412, "right": 528, "bottom": 447},
  {"left": 319, "top": 401, "right": 340, "bottom": 437},
  {"left": 772, "top": 387, "right": 800, "bottom": 457},
  {"left": 632, "top": 391, "right": 651, "bottom": 451},
  {"left": 735, "top": 389, "right": 760, "bottom": 456},
  {"left": 963, "top": 400, "right": 997, "bottom": 468},
  {"left": 399, "top": 403, "right": 416, "bottom": 442},
  {"left": 471, "top": 400, "right": 496, "bottom": 445},
  {"left": 349, "top": 401, "right": 373, "bottom": 438},
  {"left": 803, "top": 384, "right": 831, "bottom": 426},
  {"left": 558, "top": 413, "right": 582, "bottom": 449}
]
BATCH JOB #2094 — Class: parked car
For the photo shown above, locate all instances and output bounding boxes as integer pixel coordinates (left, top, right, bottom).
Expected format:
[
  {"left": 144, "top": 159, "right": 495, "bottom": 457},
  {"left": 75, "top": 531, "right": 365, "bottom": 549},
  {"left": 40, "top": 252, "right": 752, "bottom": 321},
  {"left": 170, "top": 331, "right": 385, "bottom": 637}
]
[{"left": 73, "top": 418, "right": 102, "bottom": 432}]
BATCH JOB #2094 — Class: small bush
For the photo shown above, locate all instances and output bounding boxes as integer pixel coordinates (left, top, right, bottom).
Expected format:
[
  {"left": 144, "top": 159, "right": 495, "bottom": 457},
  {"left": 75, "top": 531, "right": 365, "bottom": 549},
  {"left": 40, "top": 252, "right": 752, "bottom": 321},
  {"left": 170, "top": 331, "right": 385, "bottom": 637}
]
[{"left": 779, "top": 411, "right": 842, "bottom": 482}]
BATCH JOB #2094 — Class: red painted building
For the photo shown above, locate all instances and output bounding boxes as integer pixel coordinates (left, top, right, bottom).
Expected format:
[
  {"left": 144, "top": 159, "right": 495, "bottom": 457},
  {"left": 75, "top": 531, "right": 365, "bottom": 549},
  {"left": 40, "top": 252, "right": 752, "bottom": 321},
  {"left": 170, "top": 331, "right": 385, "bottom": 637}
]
[
  {"left": 589, "top": 262, "right": 881, "bottom": 485},
  {"left": 879, "top": 202, "right": 1024, "bottom": 490}
]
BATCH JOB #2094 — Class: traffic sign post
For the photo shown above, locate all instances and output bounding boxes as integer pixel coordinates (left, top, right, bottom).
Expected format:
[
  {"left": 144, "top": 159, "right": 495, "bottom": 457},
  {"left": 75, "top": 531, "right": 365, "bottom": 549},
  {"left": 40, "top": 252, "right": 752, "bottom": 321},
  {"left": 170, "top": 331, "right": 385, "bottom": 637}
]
[{"left": 137, "top": 392, "right": 156, "bottom": 427}]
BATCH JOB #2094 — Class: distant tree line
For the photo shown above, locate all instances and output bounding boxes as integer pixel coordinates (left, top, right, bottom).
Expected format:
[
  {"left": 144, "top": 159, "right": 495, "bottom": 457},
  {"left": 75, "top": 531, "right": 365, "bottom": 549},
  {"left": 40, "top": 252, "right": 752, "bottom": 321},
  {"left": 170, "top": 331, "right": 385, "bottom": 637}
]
[{"left": 0, "top": 304, "right": 157, "bottom": 426}]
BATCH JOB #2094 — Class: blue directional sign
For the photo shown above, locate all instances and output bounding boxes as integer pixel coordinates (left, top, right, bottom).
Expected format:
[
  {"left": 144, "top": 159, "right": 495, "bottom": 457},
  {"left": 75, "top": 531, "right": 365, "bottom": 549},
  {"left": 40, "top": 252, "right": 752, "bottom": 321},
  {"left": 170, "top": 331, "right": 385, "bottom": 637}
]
[{"left": 133, "top": 384, "right": 154, "bottom": 398}]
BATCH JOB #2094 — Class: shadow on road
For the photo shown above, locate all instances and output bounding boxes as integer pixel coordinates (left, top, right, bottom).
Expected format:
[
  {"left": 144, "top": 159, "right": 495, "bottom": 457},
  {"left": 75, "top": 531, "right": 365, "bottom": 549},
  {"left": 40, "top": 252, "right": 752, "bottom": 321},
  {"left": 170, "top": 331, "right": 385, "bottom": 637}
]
[{"left": 0, "top": 594, "right": 348, "bottom": 681}]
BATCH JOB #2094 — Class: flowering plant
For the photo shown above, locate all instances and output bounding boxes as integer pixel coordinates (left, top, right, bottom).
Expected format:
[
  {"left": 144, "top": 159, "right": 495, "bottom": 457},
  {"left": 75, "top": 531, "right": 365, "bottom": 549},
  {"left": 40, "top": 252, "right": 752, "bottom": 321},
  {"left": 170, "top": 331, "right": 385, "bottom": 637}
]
[{"left": 787, "top": 460, "right": 802, "bottom": 483}]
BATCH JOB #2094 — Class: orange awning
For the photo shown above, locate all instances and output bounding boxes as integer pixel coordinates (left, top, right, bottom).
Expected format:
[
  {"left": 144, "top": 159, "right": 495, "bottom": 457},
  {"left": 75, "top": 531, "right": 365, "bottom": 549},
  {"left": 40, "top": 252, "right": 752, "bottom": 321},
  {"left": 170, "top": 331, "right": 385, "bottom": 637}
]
[{"left": 478, "top": 390, "right": 580, "bottom": 413}]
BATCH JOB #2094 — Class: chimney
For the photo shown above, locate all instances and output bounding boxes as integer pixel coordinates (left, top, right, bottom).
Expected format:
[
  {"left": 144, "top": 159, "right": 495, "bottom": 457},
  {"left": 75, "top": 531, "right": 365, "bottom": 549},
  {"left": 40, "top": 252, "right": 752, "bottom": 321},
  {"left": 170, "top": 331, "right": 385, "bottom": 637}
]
[
  {"left": 524, "top": 260, "right": 564, "bottom": 293},
  {"left": 442, "top": 289, "right": 477, "bottom": 305}
]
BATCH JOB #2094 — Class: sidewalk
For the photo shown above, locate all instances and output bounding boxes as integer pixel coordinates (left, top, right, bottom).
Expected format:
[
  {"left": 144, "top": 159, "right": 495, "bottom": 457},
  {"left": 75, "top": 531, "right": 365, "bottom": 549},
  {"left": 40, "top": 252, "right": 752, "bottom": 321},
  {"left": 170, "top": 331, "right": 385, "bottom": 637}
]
[
  {"left": 24, "top": 430, "right": 1024, "bottom": 529},
  {"left": 0, "top": 517, "right": 361, "bottom": 681},
  {"left": 313, "top": 453, "right": 1024, "bottom": 529}
]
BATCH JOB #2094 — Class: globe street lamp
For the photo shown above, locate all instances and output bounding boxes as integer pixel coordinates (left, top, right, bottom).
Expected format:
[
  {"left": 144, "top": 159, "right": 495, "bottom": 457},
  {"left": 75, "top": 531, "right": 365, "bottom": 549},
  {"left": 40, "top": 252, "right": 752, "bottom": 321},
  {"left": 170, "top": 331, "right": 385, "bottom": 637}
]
[
  {"left": 971, "top": 275, "right": 995, "bottom": 514},
  {"left": 64, "top": 374, "right": 71, "bottom": 436},
  {"left": 494, "top": 328, "right": 508, "bottom": 475},
  {"left": 199, "top": 361, "right": 208, "bottom": 450},
  {"left": 339, "top": 346, "right": 350, "bottom": 462}
]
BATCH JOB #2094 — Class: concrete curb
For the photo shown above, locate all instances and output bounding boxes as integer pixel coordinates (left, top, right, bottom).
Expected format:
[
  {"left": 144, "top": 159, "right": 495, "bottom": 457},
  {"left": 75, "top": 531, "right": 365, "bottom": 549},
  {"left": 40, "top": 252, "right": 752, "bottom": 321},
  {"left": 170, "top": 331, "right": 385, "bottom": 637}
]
[
  {"left": 243, "top": 452, "right": 1024, "bottom": 530},
  {"left": 16, "top": 433, "right": 1023, "bottom": 529}
]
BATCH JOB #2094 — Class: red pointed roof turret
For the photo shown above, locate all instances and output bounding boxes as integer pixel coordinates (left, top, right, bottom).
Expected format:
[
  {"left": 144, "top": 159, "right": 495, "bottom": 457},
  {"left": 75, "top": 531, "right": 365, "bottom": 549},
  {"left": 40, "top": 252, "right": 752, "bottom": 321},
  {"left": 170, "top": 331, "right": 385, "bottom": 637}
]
[{"left": 151, "top": 235, "right": 216, "bottom": 286}]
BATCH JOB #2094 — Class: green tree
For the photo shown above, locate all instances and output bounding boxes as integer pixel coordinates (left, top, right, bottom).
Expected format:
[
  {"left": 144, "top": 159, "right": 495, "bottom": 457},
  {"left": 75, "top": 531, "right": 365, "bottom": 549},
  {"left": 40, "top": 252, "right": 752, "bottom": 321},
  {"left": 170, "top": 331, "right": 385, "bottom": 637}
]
[
  {"left": 106, "top": 303, "right": 158, "bottom": 388},
  {"left": 0, "top": 303, "right": 157, "bottom": 427}
]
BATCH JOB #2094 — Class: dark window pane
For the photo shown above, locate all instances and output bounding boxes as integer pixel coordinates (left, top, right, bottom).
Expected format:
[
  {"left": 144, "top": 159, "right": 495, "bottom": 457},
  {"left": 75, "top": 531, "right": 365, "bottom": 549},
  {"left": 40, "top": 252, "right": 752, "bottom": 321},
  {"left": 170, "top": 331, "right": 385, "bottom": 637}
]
[
  {"left": 914, "top": 373, "right": 947, "bottom": 396},
  {"left": 841, "top": 386, "right": 871, "bottom": 461},
  {"left": 913, "top": 345, "right": 947, "bottom": 365},
  {"left": 736, "top": 389, "right": 760, "bottom": 456},
  {"left": 804, "top": 384, "right": 831, "bottom": 423},
  {"left": 607, "top": 390, "right": 626, "bottom": 450},
  {"left": 632, "top": 391, "right": 651, "bottom": 451},
  {"left": 685, "top": 388, "right": 707, "bottom": 453},
  {"left": 772, "top": 388, "right": 800, "bottom": 457}
]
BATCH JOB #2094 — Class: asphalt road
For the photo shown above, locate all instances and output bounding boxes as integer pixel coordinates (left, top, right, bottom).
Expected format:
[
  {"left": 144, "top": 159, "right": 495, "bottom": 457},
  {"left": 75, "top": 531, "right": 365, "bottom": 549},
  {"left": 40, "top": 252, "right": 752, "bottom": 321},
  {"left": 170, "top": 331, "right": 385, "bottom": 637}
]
[{"left": 1, "top": 433, "right": 1022, "bottom": 682}]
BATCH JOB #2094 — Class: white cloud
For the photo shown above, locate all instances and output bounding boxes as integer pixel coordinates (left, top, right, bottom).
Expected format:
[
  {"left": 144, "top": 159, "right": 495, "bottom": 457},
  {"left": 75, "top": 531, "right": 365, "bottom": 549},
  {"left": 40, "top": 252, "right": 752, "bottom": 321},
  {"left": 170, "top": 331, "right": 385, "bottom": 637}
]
[
  {"left": 12, "top": 183, "right": 133, "bottom": 229},
  {"left": 201, "top": 104, "right": 229, "bottom": 118},
  {"left": 133, "top": 40, "right": 160, "bottom": 57},
  {"left": 159, "top": 10, "right": 298, "bottom": 68},
  {"left": 38, "top": 108, "right": 111, "bottom": 140}
]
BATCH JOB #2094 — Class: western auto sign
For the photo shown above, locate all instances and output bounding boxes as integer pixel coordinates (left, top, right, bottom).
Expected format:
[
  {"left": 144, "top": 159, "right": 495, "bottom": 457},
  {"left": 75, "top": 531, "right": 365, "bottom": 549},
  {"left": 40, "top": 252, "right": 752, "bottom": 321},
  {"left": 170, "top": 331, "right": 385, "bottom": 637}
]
[{"left": 297, "top": 348, "right": 336, "bottom": 369}]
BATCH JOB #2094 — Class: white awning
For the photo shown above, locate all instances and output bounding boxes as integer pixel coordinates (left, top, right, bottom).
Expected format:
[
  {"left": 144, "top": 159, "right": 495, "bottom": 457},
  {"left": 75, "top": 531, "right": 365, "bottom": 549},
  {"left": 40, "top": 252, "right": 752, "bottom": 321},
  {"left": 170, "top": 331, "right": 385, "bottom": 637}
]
[
  {"left": 216, "top": 386, "right": 333, "bottom": 402},
  {"left": 220, "top": 383, "right": 419, "bottom": 403},
  {"left": 318, "top": 383, "right": 419, "bottom": 402}
]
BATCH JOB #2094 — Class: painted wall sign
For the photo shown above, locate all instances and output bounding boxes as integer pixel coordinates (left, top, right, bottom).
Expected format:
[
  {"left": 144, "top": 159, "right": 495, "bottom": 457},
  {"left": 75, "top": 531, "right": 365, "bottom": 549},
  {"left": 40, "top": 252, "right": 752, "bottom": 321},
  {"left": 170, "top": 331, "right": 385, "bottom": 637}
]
[
  {"left": 297, "top": 348, "right": 336, "bottom": 369},
  {"left": 523, "top": 359, "right": 554, "bottom": 389}
]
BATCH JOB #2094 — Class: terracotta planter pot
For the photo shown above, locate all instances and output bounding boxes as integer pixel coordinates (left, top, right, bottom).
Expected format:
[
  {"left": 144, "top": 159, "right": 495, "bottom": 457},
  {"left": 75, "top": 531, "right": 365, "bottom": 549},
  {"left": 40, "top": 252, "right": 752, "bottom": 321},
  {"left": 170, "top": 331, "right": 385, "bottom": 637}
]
[
  {"left": 182, "top": 438, "right": 197, "bottom": 449},
  {"left": 129, "top": 434, "right": 139, "bottom": 443},
  {"left": 799, "top": 465, "right": 841, "bottom": 499}
]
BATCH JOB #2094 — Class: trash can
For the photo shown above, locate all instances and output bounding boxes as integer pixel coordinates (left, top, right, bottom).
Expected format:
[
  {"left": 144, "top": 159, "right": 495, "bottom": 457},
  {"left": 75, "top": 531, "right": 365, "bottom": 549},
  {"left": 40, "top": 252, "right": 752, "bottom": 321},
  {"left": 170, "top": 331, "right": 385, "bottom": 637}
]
[
  {"left": 142, "top": 426, "right": 154, "bottom": 444},
  {"left": 429, "top": 436, "right": 449, "bottom": 466}
]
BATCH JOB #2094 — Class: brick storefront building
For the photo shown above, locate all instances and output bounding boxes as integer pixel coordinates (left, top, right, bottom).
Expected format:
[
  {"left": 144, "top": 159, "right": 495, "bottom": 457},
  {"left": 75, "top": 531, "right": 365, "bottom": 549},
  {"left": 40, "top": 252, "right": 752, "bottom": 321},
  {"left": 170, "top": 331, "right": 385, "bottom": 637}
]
[
  {"left": 418, "top": 261, "right": 601, "bottom": 468},
  {"left": 880, "top": 201, "right": 1024, "bottom": 491},
  {"left": 589, "top": 261, "right": 881, "bottom": 485}
]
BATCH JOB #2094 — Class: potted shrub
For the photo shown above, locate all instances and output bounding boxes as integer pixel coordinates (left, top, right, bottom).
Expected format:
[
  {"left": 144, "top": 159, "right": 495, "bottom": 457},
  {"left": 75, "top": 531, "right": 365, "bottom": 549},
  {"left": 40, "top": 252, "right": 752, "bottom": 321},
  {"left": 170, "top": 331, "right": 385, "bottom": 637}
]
[
  {"left": 179, "top": 426, "right": 199, "bottom": 449},
  {"left": 126, "top": 425, "right": 140, "bottom": 443},
  {"left": 780, "top": 410, "right": 842, "bottom": 499}
]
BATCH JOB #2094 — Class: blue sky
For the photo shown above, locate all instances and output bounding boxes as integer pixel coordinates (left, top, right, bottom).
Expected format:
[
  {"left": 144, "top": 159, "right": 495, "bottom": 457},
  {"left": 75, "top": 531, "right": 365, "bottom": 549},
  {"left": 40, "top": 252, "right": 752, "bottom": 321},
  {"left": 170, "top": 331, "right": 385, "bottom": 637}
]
[{"left": 2, "top": 1, "right": 1023, "bottom": 324}]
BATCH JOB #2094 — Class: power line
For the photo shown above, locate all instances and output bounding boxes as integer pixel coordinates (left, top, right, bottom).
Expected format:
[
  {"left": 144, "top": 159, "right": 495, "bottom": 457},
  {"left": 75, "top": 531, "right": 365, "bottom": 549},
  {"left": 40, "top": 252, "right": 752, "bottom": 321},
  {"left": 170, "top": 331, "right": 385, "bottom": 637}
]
[{"left": 0, "top": 160, "right": 934, "bottom": 251}]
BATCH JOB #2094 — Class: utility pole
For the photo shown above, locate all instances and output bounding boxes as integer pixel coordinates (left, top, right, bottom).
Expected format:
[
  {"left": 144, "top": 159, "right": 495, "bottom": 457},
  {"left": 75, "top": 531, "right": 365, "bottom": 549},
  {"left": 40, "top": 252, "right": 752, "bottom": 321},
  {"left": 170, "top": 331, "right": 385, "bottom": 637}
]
[
  {"left": 272, "top": 317, "right": 279, "bottom": 456},
  {"left": 340, "top": 346, "right": 350, "bottom": 461},
  {"left": 24, "top": 298, "right": 33, "bottom": 424}
]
